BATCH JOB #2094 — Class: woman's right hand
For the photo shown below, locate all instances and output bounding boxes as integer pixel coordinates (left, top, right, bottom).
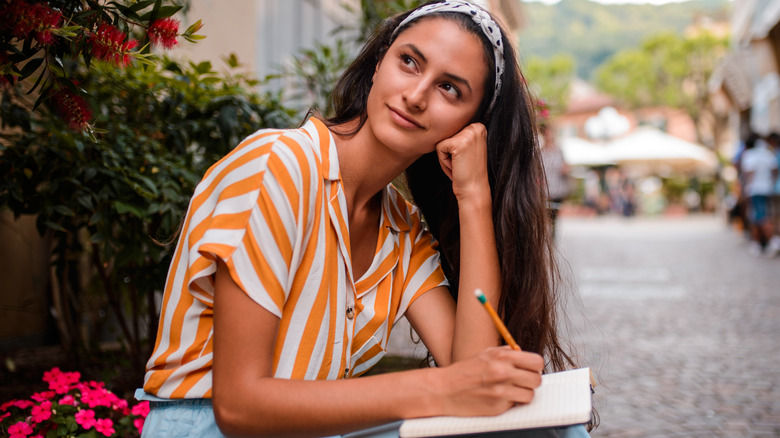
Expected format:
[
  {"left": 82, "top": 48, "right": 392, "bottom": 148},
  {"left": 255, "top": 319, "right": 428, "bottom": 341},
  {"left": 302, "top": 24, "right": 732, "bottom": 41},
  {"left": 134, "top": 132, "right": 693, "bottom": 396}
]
[{"left": 431, "top": 346, "right": 545, "bottom": 417}]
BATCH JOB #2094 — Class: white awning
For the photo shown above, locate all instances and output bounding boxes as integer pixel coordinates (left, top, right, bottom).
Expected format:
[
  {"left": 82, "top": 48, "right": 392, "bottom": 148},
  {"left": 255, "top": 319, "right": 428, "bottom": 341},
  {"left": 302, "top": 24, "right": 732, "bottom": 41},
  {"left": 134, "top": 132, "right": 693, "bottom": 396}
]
[
  {"left": 560, "top": 136, "right": 615, "bottom": 166},
  {"left": 605, "top": 127, "right": 719, "bottom": 175}
]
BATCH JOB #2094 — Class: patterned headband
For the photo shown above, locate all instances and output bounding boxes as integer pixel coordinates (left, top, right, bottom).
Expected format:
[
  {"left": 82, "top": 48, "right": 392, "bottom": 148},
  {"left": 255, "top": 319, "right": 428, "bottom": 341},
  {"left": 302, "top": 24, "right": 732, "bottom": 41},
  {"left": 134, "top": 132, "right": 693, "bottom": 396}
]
[{"left": 391, "top": 1, "right": 505, "bottom": 113}]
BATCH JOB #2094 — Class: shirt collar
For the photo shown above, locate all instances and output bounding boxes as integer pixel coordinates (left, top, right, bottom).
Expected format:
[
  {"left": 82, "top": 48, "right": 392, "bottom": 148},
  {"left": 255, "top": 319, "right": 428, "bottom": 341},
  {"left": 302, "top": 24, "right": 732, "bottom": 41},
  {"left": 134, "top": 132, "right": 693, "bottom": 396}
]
[
  {"left": 302, "top": 117, "right": 411, "bottom": 234},
  {"left": 301, "top": 117, "right": 340, "bottom": 181}
]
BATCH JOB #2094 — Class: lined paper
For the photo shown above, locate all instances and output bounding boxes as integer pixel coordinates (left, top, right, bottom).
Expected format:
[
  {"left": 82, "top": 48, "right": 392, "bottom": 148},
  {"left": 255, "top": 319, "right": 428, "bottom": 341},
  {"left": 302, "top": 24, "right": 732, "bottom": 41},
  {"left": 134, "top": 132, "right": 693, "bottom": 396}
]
[{"left": 399, "top": 368, "right": 592, "bottom": 438}]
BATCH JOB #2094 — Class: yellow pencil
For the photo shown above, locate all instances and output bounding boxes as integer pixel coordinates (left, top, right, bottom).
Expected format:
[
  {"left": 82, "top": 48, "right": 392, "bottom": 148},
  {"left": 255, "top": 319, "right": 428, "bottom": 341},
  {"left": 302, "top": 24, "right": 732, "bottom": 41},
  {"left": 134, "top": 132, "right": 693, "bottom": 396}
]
[{"left": 474, "top": 289, "right": 521, "bottom": 350}]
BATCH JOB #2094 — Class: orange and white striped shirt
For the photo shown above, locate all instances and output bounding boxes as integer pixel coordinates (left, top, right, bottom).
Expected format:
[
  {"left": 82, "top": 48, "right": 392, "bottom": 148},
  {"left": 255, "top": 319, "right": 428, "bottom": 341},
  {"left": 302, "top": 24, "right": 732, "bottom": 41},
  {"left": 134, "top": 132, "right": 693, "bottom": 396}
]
[{"left": 143, "top": 118, "right": 448, "bottom": 399}]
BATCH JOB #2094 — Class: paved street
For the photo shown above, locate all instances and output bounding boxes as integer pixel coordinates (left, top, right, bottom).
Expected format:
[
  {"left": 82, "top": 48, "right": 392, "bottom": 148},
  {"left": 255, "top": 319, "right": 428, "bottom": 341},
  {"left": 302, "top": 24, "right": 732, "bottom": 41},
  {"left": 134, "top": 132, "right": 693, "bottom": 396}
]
[
  {"left": 557, "top": 215, "right": 780, "bottom": 437},
  {"left": 385, "top": 214, "right": 780, "bottom": 437}
]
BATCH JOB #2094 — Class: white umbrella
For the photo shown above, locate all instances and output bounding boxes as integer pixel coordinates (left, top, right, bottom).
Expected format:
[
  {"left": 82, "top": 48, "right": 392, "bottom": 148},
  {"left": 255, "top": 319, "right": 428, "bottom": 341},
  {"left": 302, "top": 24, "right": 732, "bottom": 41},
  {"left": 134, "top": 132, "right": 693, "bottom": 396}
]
[
  {"left": 604, "top": 127, "right": 718, "bottom": 174},
  {"left": 559, "top": 136, "right": 615, "bottom": 166}
]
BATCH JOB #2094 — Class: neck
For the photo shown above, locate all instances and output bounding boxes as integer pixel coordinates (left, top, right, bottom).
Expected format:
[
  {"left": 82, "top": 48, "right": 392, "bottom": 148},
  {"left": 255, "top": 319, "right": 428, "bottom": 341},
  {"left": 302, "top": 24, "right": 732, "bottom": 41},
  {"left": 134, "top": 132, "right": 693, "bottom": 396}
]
[{"left": 330, "top": 119, "right": 418, "bottom": 215}]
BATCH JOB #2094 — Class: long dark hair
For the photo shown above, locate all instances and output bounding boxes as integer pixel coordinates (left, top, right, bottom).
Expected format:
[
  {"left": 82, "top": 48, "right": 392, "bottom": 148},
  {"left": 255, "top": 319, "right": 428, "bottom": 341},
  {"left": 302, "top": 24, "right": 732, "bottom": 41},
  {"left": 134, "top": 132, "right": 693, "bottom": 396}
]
[{"left": 324, "top": 2, "right": 575, "bottom": 373}]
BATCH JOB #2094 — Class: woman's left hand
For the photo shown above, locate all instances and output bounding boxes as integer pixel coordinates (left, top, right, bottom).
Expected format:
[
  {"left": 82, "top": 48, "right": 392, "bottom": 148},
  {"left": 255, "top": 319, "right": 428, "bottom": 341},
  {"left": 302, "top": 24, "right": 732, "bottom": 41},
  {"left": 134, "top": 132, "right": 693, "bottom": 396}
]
[{"left": 436, "top": 123, "right": 490, "bottom": 203}]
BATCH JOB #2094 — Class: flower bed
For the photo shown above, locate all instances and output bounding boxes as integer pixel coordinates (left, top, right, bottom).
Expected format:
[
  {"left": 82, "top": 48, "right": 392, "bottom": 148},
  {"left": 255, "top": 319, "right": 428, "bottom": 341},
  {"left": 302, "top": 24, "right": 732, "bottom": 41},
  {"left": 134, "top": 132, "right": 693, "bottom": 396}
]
[{"left": 1, "top": 368, "right": 148, "bottom": 437}]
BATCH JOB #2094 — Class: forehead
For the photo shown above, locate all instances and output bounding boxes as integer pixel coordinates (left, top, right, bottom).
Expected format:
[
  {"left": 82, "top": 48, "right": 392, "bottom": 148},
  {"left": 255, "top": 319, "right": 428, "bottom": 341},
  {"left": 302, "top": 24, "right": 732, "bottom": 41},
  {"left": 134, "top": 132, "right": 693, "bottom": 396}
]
[{"left": 391, "top": 17, "right": 488, "bottom": 76}]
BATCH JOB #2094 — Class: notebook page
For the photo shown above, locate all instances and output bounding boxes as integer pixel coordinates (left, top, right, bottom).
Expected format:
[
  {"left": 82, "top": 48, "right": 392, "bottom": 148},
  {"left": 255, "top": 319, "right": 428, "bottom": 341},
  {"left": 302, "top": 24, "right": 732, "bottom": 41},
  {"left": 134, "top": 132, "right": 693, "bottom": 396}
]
[{"left": 399, "top": 368, "right": 592, "bottom": 438}]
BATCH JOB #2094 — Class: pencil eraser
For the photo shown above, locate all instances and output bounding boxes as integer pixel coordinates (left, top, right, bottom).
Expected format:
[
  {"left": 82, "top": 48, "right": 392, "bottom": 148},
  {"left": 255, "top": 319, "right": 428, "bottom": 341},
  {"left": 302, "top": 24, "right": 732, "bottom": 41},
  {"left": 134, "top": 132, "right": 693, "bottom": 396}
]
[{"left": 474, "top": 289, "right": 487, "bottom": 304}]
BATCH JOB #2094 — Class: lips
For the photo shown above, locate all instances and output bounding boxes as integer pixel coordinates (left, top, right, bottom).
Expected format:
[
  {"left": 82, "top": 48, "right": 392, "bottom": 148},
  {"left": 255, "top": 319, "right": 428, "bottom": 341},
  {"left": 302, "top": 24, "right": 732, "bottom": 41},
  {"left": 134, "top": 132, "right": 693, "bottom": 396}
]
[{"left": 388, "top": 105, "right": 424, "bottom": 129}]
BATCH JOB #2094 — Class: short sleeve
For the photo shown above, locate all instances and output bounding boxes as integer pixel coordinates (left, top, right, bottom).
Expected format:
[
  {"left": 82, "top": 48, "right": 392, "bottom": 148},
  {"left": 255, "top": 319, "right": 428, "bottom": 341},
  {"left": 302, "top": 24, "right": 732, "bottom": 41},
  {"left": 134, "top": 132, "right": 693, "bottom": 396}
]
[
  {"left": 399, "top": 205, "right": 450, "bottom": 314},
  {"left": 191, "top": 132, "right": 315, "bottom": 318}
]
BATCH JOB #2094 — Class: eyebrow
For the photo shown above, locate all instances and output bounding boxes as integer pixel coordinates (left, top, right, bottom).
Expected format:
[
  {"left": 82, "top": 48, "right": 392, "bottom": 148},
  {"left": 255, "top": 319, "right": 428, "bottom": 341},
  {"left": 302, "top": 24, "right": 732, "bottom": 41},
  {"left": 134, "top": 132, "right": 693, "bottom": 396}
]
[{"left": 401, "top": 43, "right": 473, "bottom": 94}]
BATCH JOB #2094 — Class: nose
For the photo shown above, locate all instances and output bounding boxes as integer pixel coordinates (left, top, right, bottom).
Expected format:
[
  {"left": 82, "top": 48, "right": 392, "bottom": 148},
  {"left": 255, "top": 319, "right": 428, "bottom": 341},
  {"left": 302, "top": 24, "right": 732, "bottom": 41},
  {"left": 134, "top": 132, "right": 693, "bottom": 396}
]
[{"left": 403, "top": 79, "right": 429, "bottom": 112}]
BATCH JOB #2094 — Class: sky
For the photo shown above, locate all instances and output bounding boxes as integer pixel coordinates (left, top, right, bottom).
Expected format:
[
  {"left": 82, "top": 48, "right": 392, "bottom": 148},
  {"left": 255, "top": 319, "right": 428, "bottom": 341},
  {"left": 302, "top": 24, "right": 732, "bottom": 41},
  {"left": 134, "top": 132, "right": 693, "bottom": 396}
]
[{"left": 525, "top": 0, "right": 703, "bottom": 4}]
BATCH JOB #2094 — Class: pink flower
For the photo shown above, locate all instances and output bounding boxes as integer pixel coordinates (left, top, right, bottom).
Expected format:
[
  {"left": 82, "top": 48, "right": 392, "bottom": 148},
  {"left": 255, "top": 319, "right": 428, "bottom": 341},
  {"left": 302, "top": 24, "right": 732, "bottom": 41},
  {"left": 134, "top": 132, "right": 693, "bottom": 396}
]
[
  {"left": 134, "top": 417, "right": 145, "bottom": 434},
  {"left": 8, "top": 421, "right": 33, "bottom": 438},
  {"left": 75, "top": 408, "right": 96, "bottom": 429},
  {"left": 80, "top": 386, "right": 117, "bottom": 408},
  {"left": 95, "top": 418, "right": 115, "bottom": 437},
  {"left": 88, "top": 22, "right": 138, "bottom": 67},
  {"left": 131, "top": 401, "right": 150, "bottom": 417},
  {"left": 31, "top": 401, "right": 52, "bottom": 423},
  {"left": 12, "top": 400, "right": 34, "bottom": 409},
  {"left": 148, "top": 18, "right": 179, "bottom": 49},
  {"left": 58, "top": 395, "right": 77, "bottom": 406},
  {"left": 51, "top": 84, "right": 92, "bottom": 131},
  {"left": 42, "top": 367, "right": 62, "bottom": 383},
  {"left": 43, "top": 367, "right": 80, "bottom": 393},
  {"left": 31, "top": 391, "right": 55, "bottom": 402}
]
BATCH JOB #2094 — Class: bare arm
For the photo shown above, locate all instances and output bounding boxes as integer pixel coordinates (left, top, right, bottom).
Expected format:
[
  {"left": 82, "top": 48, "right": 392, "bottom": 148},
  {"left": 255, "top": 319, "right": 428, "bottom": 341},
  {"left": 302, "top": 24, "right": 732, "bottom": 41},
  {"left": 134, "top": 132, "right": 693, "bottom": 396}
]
[
  {"left": 434, "top": 123, "right": 504, "bottom": 360},
  {"left": 212, "top": 260, "right": 542, "bottom": 437}
]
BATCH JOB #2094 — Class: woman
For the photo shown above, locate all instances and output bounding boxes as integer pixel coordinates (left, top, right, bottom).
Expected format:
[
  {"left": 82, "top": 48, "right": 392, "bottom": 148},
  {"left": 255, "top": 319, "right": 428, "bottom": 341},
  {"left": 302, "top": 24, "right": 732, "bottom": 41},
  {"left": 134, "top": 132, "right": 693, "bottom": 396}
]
[{"left": 138, "top": 2, "right": 587, "bottom": 436}]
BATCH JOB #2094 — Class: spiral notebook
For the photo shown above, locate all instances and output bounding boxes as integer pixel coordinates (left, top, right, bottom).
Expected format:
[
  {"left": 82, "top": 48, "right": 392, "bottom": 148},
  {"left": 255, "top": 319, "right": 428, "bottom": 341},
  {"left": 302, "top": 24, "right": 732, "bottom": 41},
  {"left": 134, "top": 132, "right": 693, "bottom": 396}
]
[{"left": 345, "top": 368, "right": 592, "bottom": 438}]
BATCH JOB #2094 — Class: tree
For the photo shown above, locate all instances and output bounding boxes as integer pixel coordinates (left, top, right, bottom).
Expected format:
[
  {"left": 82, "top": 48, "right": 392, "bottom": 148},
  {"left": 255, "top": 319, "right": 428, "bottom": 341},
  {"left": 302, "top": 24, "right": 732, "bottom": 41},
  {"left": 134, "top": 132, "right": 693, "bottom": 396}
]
[
  {"left": 0, "top": 0, "right": 204, "bottom": 132},
  {"left": 524, "top": 54, "right": 575, "bottom": 117},
  {"left": 1, "top": 0, "right": 295, "bottom": 386},
  {"left": 595, "top": 31, "right": 729, "bottom": 148}
]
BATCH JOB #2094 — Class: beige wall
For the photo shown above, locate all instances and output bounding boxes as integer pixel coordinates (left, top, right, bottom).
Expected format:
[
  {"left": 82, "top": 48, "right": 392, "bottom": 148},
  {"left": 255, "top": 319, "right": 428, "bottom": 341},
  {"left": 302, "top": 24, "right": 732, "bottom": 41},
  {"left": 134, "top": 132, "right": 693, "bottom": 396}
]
[
  {"left": 168, "top": 0, "right": 353, "bottom": 83},
  {"left": 0, "top": 212, "right": 49, "bottom": 348}
]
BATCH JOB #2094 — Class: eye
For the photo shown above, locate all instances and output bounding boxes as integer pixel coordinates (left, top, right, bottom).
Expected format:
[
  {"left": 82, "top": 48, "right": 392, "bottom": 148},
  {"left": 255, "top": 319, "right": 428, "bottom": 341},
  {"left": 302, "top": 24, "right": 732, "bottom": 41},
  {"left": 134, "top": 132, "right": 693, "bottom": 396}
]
[
  {"left": 400, "top": 54, "right": 417, "bottom": 71},
  {"left": 440, "top": 82, "right": 461, "bottom": 98}
]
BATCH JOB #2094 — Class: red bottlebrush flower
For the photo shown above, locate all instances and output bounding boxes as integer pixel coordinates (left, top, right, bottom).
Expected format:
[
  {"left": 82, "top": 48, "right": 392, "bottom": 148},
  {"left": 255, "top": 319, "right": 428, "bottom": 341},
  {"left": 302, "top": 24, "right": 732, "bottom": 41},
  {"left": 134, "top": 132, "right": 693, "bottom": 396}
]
[
  {"left": 88, "top": 22, "right": 139, "bottom": 67},
  {"left": 148, "top": 18, "right": 179, "bottom": 49},
  {"left": 3, "top": 0, "right": 62, "bottom": 45},
  {"left": 51, "top": 85, "right": 93, "bottom": 131}
]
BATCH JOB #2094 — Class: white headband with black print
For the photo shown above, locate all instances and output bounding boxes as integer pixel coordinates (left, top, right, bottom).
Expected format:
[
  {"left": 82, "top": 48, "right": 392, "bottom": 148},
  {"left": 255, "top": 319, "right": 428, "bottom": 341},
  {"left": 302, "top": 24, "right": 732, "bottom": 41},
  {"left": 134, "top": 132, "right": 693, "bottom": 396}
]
[{"left": 391, "top": 1, "right": 505, "bottom": 113}]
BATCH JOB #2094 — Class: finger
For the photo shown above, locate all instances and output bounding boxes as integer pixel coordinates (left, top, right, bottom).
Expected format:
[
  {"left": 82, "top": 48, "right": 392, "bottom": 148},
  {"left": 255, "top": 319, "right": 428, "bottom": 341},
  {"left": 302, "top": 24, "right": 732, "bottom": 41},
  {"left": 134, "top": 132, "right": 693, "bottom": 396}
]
[
  {"left": 437, "top": 149, "right": 453, "bottom": 180},
  {"left": 500, "top": 384, "right": 536, "bottom": 405}
]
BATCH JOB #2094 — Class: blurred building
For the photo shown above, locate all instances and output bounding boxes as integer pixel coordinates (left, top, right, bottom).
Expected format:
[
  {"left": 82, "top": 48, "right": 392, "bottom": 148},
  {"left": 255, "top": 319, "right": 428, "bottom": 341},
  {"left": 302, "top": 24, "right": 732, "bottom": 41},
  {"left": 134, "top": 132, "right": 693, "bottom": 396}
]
[
  {"left": 555, "top": 78, "right": 698, "bottom": 144},
  {"left": 711, "top": 0, "right": 780, "bottom": 142},
  {"left": 170, "top": 0, "right": 524, "bottom": 87},
  {"left": 168, "top": 0, "right": 356, "bottom": 81}
]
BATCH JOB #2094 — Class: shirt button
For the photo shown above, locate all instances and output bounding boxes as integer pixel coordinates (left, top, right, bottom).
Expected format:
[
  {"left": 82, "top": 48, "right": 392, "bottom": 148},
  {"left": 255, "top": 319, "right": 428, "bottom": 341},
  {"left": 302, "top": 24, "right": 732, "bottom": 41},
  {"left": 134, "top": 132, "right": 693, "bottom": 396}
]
[
  {"left": 343, "top": 368, "right": 350, "bottom": 379},
  {"left": 346, "top": 306, "right": 354, "bottom": 319}
]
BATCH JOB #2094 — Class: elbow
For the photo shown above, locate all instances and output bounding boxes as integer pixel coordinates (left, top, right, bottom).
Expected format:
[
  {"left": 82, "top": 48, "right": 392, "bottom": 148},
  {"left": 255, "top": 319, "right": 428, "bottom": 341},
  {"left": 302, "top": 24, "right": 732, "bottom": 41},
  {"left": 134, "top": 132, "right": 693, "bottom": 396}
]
[
  {"left": 213, "top": 394, "right": 246, "bottom": 437},
  {"left": 213, "top": 391, "right": 267, "bottom": 437},
  {"left": 213, "top": 387, "right": 286, "bottom": 438}
]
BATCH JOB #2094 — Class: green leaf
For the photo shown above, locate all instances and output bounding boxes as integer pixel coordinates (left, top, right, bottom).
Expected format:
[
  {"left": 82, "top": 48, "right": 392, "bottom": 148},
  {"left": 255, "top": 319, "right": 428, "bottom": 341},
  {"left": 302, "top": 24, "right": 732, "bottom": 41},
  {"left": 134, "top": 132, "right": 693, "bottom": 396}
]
[
  {"left": 114, "top": 200, "right": 145, "bottom": 218},
  {"left": 109, "top": 2, "right": 142, "bottom": 22},
  {"left": 20, "top": 57, "right": 44, "bottom": 81},
  {"left": 135, "top": 174, "right": 160, "bottom": 197},
  {"left": 54, "top": 205, "right": 76, "bottom": 216},
  {"left": 182, "top": 34, "right": 206, "bottom": 43},
  {"left": 184, "top": 19, "right": 204, "bottom": 35},
  {"left": 44, "top": 221, "right": 67, "bottom": 232},
  {"left": 155, "top": 5, "right": 183, "bottom": 19}
]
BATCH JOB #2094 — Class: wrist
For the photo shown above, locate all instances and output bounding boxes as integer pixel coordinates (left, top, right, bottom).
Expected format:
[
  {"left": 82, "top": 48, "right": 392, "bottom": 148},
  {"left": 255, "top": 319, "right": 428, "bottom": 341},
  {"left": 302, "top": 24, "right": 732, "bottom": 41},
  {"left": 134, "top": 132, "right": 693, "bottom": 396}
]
[
  {"left": 455, "top": 184, "right": 492, "bottom": 212},
  {"left": 410, "top": 368, "right": 448, "bottom": 418}
]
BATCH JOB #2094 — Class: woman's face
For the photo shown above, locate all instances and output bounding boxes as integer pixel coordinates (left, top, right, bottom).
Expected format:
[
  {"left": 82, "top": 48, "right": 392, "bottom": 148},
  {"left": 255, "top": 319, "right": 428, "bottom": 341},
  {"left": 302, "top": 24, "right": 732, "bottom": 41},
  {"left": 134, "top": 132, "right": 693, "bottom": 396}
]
[{"left": 365, "top": 17, "right": 488, "bottom": 158}]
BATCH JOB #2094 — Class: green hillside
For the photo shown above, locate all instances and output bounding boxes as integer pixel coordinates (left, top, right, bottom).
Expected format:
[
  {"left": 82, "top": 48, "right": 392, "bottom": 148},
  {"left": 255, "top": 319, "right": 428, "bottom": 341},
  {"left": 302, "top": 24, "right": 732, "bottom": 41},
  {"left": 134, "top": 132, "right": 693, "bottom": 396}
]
[{"left": 517, "top": 0, "right": 731, "bottom": 79}]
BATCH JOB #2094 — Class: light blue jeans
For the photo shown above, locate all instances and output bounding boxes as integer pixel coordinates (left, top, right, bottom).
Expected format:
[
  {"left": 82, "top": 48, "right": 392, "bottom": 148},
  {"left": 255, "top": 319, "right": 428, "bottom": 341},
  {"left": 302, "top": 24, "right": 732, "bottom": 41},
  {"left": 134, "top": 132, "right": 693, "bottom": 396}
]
[{"left": 136, "top": 390, "right": 590, "bottom": 437}]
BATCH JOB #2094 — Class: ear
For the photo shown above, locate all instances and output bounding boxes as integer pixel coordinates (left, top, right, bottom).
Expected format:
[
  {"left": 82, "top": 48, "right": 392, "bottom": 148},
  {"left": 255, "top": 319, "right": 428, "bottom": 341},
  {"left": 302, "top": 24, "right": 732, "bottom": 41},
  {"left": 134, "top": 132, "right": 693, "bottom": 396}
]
[{"left": 373, "top": 59, "right": 382, "bottom": 83}]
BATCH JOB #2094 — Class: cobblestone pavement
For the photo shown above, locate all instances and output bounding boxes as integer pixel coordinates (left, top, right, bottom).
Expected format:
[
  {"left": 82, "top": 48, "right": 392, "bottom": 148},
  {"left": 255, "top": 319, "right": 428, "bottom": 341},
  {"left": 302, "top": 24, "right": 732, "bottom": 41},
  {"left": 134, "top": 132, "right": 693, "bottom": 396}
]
[
  {"left": 385, "top": 214, "right": 780, "bottom": 437},
  {"left": 557, "top": 215, "right": 780, "bottom": 437}
]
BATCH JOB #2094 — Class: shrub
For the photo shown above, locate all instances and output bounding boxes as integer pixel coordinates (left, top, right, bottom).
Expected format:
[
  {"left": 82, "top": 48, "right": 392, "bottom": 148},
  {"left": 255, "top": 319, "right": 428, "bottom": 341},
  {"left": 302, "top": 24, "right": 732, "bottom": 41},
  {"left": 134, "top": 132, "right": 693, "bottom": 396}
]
[{"left": 0, "top": 368, "right": 149, "bottom": 437}]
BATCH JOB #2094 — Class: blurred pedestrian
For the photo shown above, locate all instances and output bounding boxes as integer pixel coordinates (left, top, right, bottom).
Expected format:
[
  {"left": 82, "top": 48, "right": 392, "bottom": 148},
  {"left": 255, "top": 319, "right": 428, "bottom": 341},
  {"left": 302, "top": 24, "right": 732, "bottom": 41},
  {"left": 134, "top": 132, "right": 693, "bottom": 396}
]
[
  {"left": 741, "top": 134, "right": 778, "bottom": 256},
  {"left": 540, "top": 123, "right": 571, "bottom": 236},
  {"left": 767, "top": 132, "right": 780, "bottom": 257}
]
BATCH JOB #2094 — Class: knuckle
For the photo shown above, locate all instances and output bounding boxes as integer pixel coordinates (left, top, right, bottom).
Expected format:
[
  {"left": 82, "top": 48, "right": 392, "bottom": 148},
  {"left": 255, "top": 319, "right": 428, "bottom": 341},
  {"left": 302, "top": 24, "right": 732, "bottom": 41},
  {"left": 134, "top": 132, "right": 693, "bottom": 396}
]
[
  {"left": 519, "top": 388, "right": 535, "bottom": 404},
  {"left": 529, "top": 372, "right": 543, "bottom": 388}
]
